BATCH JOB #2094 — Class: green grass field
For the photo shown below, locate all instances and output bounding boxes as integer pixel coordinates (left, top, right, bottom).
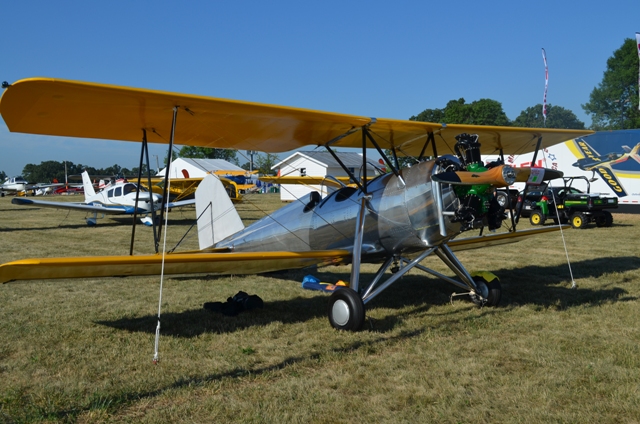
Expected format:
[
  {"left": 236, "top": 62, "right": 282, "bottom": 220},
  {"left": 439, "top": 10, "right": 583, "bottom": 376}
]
[{"left": 1, "top": 193, "right": 639, "bottom": 423}]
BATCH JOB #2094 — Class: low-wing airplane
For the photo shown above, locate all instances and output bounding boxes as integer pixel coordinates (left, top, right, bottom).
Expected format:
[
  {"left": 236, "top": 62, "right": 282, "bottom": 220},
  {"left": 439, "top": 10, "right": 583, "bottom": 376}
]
[
  {"left": 11, "top": 170, "right": 195, "bottom": 226},
  {"left": 570, "top": 138, "right": 640, "bottom": 197},
  {"left": 0, "top": 176, "right": 36, "bottom": 196},
  {"left": 0, "top": 78, "right": 592, "bottom": 330},
  {"left": 0, "top": 176, "right": 66, "bottom": 197}
]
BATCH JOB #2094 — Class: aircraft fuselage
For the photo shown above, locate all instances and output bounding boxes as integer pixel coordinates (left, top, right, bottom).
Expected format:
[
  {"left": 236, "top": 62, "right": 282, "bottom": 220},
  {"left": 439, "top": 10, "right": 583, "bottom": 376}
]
[{"left": 216, "top": 160, "right": 461, "bottom": 260}]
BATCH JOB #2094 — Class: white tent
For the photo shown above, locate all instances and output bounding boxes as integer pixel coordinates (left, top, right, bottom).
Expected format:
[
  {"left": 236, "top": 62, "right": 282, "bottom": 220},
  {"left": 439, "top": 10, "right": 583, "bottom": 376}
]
[{"left": 157, "top": 158, "right": 245, "bottom": 179}]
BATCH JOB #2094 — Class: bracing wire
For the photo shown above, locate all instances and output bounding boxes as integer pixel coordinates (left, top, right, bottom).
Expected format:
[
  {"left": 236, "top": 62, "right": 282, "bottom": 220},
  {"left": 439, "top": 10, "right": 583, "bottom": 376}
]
[
  {"left": 153, "top": 172, "right": 172, "bottom": 363},
  {"left": 541, "top": 150, "right": 577, "bottom": 289}
]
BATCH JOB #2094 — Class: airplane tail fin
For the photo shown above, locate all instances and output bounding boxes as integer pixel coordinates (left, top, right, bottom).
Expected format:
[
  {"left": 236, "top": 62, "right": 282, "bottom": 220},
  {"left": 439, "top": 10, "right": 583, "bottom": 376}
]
[
  {"left": 81, "top": 171, "right": 96, "bottom": 198},
  {"left": 196, "top": 174, "right": 244, "bottom": 250}
]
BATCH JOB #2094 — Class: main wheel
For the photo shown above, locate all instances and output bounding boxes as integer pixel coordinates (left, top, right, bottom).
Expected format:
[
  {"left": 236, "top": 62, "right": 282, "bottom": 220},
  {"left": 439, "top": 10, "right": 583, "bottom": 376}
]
[
  {"left": 328, "top": 288, "right": 365, "bottom": 331},
  {"left": 470, "top": 274, "right": 502, "bottom": 307},
  {"left": 570, "top": 213, "right": 587, "bottom": 229},
  {"left": 529, "top": 211, "right": 545, "bottom": 226}
]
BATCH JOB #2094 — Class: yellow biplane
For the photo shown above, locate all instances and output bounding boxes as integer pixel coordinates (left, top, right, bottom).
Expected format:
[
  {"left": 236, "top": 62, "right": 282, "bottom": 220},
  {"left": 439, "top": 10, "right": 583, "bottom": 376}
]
[
  {"left": 0, "top": 77, "right": 592, "bottom": 330},
  {"left": 139, "top": 175, "right": 243, "bottom": 203}
]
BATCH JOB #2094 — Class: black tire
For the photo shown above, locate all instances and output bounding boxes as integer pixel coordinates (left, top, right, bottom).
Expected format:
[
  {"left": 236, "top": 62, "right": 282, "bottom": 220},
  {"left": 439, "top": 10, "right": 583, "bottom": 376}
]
[
  {"left": 529, "top": 211, "right": 545, "bottom": 226},
  {"left": 570, "top": 213, "right": 587, "bottom": 229},
  {"left": 328, "top": 287, "right": 365, "bottom": 331},
  {"left": 470, "top": 275, "right": 502, "bottom": 307},
  {"left": 603, "top": 210, "right": 613, "bottom": 227}
]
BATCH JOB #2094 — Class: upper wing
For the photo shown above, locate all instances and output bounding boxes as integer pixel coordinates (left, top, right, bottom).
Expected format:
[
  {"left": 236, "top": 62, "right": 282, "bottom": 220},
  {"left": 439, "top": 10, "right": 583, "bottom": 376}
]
[
  {"left": 1, "top": 78, "right": 592, "bottom": 156},
  {"left": 0, "top": 250, "right": 350, "bottom": 284},
  {"left": 12, "top": 198, "right": 130, "bottom": 215},
  {"left": 259, "top": 175, "right": 366, "bottom": 189}
]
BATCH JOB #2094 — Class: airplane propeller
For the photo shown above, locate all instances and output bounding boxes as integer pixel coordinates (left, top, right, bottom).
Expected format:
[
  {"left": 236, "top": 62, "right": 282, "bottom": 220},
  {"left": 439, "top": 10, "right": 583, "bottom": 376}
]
[{"left": 432, "top": 165, "right": 563, "bottom": 187}]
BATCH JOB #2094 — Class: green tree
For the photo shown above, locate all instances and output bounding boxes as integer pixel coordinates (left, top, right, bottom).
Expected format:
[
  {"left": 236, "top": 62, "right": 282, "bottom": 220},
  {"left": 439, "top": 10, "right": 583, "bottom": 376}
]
[
  {"left": 177, "top": 146, "right": 239, "bottom": 165},
  {"left": 441, "top": 98, "right": 511, "bottom": 126},
  {"left": 0, "top": 170, "right": 6, "bottom": 181},
  {"left": 412, "top": 98, "right": 510, "bottom": 126},
  {"left": 22, "top": 161, "right": 69, "bottom": 182},
  {"left": 255, "top": 153, "right": 279, "bottom": 176},
  {"left": 513, "top": 104, "right": 585, "bottom": 129},
  {"left": 582, "top": 38, "right": 640, "bottom": 130},
  {"left": 102, "top": 164, "right": 123, "bottom": 177},
  {"left": 409, "top": 107, "right": 445, "bottom": 123},
  {"left": 392, "top": 97, "right": 512, "bottom": 168}
]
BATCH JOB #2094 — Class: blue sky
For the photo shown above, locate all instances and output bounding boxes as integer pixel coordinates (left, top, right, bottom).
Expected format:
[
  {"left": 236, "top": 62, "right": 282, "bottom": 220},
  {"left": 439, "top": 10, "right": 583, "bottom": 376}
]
[{"left": 1, "top": 0, "right": 639, "bottom": 177}]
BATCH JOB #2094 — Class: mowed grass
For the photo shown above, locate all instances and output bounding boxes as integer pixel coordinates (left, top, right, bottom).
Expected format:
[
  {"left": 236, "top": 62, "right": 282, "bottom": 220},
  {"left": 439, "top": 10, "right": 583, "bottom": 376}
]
[{"left": 1, "top": 193, "right": 639, "bottom": 423}]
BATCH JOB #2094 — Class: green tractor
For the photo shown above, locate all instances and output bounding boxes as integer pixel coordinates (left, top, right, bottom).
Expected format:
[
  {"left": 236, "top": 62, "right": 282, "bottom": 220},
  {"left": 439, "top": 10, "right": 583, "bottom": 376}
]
[{"left": 526, "top": 176, "right": 618, "bottom": 229}]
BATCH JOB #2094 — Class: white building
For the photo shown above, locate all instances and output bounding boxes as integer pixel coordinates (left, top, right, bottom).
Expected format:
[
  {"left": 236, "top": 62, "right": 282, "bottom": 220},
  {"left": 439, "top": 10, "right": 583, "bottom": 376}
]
[
  {"left": 157, "top": 158, "right": 245, "bottom": 178},
  {"left": 271, "top": 151, "right": 380, "bottom": 201}
]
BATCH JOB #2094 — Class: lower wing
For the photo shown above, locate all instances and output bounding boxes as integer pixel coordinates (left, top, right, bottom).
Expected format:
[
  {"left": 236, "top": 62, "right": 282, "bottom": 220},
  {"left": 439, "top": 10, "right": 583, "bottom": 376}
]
[
  {"left": 0, "top": 225, "right": 567, "bottom": 284},
  {"left": 0, "top": 250, "right": 350, "bottom": 284}
]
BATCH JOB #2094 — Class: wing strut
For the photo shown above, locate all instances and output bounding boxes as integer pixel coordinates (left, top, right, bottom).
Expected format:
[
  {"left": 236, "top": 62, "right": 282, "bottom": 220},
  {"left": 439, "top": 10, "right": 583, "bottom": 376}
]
[
  {"left": 156, "top": 107, "right": 179, "bottom": 250},
  {"left": 130, "top": 129, "right": 160, "bottom": 255},
  {"left": 325, "top": 145, "right": 365, "bottom": 193},
  {"left": 514, "top": 135, "right": 543, "bottom": 224},
  {"left": 349, "top": 195, "right": 370, "bottom": 293},
  {"left": 363, "top": 127, "right": 403, "bottom": 183},
  {"left": 417, "top": 132, "right": 436, "bottom": 161}
]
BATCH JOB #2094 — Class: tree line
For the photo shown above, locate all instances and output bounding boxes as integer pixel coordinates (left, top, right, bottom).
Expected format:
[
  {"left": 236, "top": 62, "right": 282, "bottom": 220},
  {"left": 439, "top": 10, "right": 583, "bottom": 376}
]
[{"left": 4, "top": 37, "right": 638, "bottom": 181}]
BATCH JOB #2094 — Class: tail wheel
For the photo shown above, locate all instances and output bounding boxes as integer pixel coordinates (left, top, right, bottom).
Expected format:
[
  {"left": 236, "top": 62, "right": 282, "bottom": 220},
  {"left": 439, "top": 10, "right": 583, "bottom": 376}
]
[
  {"left": 570, "top": 213, "right": 586, "bottom": 229},
  {"left": 328, "top": 287, "right": 365, "bottom": 331},
  {"left": 470, "top": 274, "right": 502, "bottom": 307},
  {"left": 529, "top": 211, "right": 545, "bottom": 226}
]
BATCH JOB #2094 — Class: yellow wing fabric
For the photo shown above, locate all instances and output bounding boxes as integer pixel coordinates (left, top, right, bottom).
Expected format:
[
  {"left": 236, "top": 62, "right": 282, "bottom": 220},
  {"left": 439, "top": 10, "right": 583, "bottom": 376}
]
[
  {"left": 0, "top": 78, "right": 371, "bottom": 152},
  {"left": 0, "top": 250, "right": 350, "bottom": 284},
  {"left": 448, "top": 225, "right": 570, "bottom": 251},
  {"left": 1, "top": 78, "right": 592, "bottom": 156},
  {"left": 138, "top": 177, "right": 242, "bottom": 202}
]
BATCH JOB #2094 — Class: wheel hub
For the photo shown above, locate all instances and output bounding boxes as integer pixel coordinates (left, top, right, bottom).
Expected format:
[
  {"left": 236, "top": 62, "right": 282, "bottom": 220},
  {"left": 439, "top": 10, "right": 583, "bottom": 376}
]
[{"left": 331, "top": 299, "right": 351, "bottom": 326}]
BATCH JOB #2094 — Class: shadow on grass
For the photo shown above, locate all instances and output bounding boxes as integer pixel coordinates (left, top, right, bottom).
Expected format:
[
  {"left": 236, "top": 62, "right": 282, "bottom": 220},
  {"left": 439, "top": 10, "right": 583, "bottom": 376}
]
[
  {"left": 97, "top": 256, "right": 640, "bottom": 337},
  {"left": 24, "top": 328, "right": 425, "bottom": 422}
]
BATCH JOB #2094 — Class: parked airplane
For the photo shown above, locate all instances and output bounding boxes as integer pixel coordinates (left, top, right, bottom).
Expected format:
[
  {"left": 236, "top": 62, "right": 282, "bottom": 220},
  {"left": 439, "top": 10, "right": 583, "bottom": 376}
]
[
  {"left": 0, "top": 176, "right": 36, "bottom": 196},
  {"left": 0, "top": 78, "right": 592, "bottom": 330},
  {"left": 11, "top": 170, "right": 195, "bottom": 226},
  {"left": 139, "top": 175, "right": 243, "bottom": 203},
  {"left": 0, "top": 176, "right": 67, "bottom": 197}
]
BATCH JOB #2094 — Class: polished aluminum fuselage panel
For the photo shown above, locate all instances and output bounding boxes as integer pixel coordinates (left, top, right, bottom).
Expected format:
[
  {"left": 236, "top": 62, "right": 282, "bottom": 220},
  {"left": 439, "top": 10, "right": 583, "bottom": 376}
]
[{"left": 216, "top": 160, "right": 461, "bottom": 260}]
